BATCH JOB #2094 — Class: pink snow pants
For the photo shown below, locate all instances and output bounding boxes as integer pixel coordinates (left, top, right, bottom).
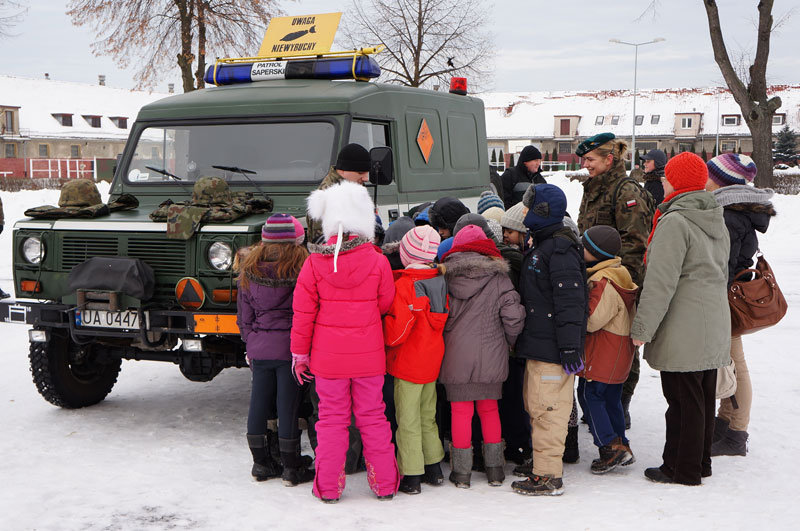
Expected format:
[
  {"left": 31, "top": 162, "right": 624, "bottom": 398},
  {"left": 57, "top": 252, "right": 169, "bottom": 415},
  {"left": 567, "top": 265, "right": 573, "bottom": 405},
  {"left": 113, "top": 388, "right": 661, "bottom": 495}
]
[{"left": 313, "top": 375, "right": 400, "bottom": 500}]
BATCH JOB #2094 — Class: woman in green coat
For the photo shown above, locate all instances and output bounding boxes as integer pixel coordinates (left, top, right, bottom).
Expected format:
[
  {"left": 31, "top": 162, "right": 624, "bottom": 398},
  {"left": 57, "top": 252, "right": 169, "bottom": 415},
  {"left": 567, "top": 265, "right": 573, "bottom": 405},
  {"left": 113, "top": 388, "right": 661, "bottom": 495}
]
[{"left": 631, "top": 152, "right": 730, "bottom": 486}]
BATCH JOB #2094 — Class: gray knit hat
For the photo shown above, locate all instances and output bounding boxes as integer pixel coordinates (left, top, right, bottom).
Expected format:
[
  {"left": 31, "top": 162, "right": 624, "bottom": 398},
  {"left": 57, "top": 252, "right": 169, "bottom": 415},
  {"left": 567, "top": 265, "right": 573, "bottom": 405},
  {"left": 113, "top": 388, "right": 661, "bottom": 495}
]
[
  {"left": 453, "top": 213, "right": 494, "bottom": 240},
  {"left": 500, "top": 202, "right": 527, "bottom": 233}
]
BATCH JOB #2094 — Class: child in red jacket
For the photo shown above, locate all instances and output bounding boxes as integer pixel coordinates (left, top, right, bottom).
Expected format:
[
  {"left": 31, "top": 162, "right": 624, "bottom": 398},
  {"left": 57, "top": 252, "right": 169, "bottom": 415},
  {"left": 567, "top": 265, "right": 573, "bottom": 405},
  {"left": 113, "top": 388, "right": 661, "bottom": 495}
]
[
  {"left": 576, "top": 225, "right": 638, "bottom": 474},
  {"left": 383, "top": 225, "right": 448, "bottom": 495},
  {"left": 291, "top": 181, "right": 399, "bottom": 503}
]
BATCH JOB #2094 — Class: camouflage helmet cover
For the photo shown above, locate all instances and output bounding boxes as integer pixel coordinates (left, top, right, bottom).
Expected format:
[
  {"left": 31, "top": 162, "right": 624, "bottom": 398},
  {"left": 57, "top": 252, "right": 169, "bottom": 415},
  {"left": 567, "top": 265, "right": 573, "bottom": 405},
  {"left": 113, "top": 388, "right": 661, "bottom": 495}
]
[
  {"left": 58, "top": 179, "right": 102, "bottom": 207},
  {"left": 192, "top": 176, "right": 232, "bottom": 205}
]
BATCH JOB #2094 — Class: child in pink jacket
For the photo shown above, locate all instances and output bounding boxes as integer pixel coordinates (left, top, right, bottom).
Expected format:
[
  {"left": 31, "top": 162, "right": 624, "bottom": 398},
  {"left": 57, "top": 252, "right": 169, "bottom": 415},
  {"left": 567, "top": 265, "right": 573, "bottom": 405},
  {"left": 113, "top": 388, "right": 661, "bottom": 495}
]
[{"left": 291, "top": 181, "right": 399, "bottom": 503}]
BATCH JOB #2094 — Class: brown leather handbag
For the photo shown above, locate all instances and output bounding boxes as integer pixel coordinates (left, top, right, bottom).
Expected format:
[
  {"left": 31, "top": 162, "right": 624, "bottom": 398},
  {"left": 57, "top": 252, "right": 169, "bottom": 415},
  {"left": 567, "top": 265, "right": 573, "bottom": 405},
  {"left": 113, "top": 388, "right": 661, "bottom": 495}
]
[{"left": 728, "top": 253, "right": 788, "bottom": 336}]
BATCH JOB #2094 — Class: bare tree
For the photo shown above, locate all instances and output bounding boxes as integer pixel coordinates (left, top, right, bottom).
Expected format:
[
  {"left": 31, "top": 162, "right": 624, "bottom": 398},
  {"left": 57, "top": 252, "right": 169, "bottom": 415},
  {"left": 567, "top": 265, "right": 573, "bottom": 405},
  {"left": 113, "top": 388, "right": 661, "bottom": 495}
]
[
  {"left": 67, "top": 0, "right": 281, "bottom": 92},
  {"left": 0, "top": 0, "right": 27, "bottom": 39},
  {"left": 702, "top": 0, "right": 783, "bottom": 188},
  {"left": 342, "top": 0, "right": 493, "bottom": 90}
]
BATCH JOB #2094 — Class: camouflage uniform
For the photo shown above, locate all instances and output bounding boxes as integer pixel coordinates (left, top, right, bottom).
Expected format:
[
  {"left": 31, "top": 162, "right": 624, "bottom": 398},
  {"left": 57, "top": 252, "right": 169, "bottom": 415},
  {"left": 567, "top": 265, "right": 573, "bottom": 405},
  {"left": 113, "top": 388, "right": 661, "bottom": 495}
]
[
  {"left": 305, "top": 167, "right": 344, "bottom": 244},
  {"left": 25, "top": 179, "right": 138, "bottom": 219},
  {"left": 577, "top": 167, "right": 654, "bottom": 399}
]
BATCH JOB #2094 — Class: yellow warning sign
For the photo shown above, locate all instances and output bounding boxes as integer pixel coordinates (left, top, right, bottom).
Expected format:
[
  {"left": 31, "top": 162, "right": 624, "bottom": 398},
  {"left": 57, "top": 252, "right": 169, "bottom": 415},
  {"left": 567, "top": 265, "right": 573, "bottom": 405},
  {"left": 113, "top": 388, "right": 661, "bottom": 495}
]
[{"left": 257, "top": 13, "right": 342, "bottom": 58}]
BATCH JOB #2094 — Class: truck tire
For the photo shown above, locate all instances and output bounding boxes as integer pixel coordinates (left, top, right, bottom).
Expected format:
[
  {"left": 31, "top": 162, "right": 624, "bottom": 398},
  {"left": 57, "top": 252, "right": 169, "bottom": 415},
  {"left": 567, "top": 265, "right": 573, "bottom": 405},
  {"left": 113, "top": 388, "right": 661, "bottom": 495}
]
[{"left": 28, "top": 330, "right": 122, "bottom": 408}]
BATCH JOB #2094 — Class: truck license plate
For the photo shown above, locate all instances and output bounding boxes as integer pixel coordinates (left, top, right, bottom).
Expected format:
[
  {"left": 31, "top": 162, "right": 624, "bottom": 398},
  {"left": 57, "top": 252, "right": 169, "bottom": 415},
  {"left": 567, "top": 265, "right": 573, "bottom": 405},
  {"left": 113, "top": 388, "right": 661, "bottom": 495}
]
[{"left": 77, "top": 310, "right": 145, "bottom": 329}]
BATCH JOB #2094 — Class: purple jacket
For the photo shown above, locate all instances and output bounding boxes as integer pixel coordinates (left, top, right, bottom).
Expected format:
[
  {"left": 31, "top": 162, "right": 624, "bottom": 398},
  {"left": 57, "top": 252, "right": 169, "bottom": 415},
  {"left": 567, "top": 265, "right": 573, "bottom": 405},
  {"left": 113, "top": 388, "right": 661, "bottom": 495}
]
[{"left": 237, "top": 266, "right": 297, "bottom": 362}]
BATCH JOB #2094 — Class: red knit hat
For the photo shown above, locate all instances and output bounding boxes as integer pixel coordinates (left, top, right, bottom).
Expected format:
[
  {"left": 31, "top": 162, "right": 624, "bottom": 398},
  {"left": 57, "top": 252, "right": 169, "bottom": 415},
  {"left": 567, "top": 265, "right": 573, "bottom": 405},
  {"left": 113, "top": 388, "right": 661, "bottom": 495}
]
[{"left": 664, "top": 152, "right": 708, "bottom": 193}]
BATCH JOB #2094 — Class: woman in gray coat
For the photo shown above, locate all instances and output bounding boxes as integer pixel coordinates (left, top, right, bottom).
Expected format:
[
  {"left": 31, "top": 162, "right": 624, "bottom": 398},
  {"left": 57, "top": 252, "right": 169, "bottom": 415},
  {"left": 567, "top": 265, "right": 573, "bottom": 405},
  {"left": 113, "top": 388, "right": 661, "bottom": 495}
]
[
  {"left": 439, "top": 225, "right": 525, "bottom": 489},
  {"left": 631, "top": 152, "right": 730, "bottom": 486}
]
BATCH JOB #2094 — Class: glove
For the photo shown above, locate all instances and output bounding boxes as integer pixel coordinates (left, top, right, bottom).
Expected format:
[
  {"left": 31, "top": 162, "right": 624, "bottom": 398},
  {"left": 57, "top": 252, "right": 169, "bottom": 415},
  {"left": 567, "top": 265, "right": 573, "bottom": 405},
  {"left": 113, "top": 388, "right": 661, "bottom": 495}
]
[
  {"left": 291, "top": 353, "right": 313, "bottom": 385},
  {"left": 560, "top": 349, "right": 584, "bottom": 376}
]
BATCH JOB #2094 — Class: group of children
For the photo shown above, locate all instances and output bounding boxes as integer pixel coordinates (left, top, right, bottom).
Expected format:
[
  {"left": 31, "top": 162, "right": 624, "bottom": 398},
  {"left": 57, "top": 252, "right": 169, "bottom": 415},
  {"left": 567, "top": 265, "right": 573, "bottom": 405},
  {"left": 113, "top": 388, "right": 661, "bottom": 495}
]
[{"left": 236, "top": 179, "right": 639, "bottom": 502}]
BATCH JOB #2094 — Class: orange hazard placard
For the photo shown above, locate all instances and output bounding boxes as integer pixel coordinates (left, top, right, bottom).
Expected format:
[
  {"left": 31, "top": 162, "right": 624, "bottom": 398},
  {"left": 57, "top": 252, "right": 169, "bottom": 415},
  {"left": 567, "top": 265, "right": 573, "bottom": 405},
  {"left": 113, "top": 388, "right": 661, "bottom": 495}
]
[
  {"left": 416, "top": 118, "right": 434, "bottom": 164},
  {"left": 194, "top": 314, "right": 240, "bottom": 334},
  {"left": 176, "top": 277, "right": 205, "bottom": 310}
]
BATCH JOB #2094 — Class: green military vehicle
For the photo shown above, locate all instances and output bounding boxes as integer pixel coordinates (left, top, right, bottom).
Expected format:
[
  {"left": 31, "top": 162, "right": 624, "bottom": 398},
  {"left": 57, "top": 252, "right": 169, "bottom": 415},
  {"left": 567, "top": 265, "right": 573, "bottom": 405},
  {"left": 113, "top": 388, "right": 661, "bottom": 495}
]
[{"left": 0, "top": 51, "right": 489, "bottom": 408}]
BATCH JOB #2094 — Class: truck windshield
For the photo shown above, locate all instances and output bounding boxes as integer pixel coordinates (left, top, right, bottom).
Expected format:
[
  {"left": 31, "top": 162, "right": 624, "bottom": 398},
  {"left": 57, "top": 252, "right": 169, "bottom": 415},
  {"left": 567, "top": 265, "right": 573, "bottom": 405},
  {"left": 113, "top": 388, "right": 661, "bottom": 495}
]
[{"left": 124, "top": 121, "right": 336, "bottom": 184}]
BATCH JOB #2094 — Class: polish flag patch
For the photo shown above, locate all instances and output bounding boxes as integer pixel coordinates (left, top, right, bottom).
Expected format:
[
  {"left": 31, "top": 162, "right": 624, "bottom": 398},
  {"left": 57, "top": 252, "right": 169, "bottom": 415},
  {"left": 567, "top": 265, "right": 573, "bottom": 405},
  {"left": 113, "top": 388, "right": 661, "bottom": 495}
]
[{"left": 626, "top": 199, "right": 637, "bottom": 207}]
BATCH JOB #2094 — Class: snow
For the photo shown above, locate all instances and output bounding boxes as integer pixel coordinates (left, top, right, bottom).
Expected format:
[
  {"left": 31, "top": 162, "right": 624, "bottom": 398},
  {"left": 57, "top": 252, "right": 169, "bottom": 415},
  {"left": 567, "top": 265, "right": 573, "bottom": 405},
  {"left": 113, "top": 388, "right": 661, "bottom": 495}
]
[
  {"left": 482, "top": 86, "right": 800, "bottom": 142},
  {"left": 0, "top": 75, "right": 167, "bottom": 141},
  {"left": 1, "top": 181, "right": 799, "bottom": 530}
]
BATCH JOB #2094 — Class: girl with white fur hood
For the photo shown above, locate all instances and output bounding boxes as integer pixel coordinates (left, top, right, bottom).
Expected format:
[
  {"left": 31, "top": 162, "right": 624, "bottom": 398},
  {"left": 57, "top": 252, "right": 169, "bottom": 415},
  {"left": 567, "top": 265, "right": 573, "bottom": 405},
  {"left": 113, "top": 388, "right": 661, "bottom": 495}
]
[{"left": 290, "top": 181, "right": 399, "bottom": 503}]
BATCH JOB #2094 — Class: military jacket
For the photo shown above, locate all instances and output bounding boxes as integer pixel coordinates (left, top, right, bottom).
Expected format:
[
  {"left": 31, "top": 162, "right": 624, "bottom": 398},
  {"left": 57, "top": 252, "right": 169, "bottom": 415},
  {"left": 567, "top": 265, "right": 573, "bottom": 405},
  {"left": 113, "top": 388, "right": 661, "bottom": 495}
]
[{"left": 305, "top": 167, "right": 344, "bottom": 244}]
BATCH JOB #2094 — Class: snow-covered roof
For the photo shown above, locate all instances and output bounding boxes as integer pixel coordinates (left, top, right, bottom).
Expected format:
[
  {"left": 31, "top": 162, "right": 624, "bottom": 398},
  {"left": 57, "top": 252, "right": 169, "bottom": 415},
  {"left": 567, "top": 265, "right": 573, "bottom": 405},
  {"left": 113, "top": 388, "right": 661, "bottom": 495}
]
[
  {"left": 0, "top": 75, "right": 168, "bottom": 141},
  {"left": 482, "top": 85, "right": 800, "bottom": 140}
]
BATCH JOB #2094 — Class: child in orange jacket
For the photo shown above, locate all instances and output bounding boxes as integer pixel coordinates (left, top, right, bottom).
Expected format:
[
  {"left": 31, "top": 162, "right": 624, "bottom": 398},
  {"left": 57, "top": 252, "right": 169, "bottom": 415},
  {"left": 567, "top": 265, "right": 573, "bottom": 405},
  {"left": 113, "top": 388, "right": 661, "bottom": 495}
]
[
  {"left": 383, "top": 225, "right": 448, "bottom": 495},
  {"left": 576, "top": 225, "right": 638, "bottom": 475}
]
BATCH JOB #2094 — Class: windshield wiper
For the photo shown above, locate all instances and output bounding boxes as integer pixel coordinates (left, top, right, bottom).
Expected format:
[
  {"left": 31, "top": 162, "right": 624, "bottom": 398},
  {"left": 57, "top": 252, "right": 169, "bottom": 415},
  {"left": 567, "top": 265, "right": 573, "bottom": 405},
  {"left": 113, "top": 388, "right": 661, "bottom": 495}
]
[
  {"left": 212, "top": 165, "right": 271, "bottom": 204},
  {"left": 145, "top": 165, "right": 193, "bottom": 196}
]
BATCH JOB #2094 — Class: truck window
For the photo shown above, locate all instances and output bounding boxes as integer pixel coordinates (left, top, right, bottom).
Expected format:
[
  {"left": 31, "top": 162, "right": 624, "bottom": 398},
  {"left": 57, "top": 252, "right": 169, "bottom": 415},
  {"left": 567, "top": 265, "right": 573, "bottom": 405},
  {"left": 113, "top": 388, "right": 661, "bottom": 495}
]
[
  {"left": 349, "top": 121, "right": 389, "bottom": 149},
  {"left": 124, "top": 121, "right": 337, "bottom": 184}
]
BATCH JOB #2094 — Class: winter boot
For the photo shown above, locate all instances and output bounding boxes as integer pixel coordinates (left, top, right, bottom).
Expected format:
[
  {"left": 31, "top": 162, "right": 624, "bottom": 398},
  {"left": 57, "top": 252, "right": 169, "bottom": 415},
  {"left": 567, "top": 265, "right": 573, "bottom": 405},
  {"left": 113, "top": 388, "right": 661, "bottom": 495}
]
[
  {"left": 511, "top": 475, "right": 564, "bottom": 496},
  {"left": 644, "top": 467, "right": 674, "bottom": 484},
  {"left": 279, "top": 437, "right": 315, "bottom": 487},
  {"left": 504, "top": 444, "right": 531, "bottom": 465},
  {"left": 713, "top": 416, "right": 730, "bottom": 444},
  {"left": 513, "top": 457, "right": 533, "bottom": 478},
  {"left": 711, "top": 429, "right": 748, "bottom": 457},
  {"left": 621, "top": 393, "right": 633, "bottom": 430},
  {"left": 562, "top": 425, "right": 579, "bottom": 464},
  {"left": 247, "top": 434, "right": 281, "bottom": 481},
  {"left": 590, "top": 438, "right": 631, "bottom": 475},
  {"left": 482, "top": 441, "right": 506, "bottom": 486},
  {"left": 422, "top": 462, "right": 444, "bottom": 486},
  {"left": 399, "top": 474, "right": 422, "bottom": 494},
  {"left": 448, "top": 445, "right": 473, "bottom": 489}
]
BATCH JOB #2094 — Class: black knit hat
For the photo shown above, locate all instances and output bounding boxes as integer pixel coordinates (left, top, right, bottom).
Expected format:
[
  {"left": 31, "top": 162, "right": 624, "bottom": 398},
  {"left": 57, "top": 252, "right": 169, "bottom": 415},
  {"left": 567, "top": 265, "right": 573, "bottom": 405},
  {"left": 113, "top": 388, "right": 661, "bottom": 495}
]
[
  {"left": 335, "top": 143, "right": 371, "bottom": 172},
  {"left": 518, "top": 145, "right": 542, "bottom": 164},
  {"left": 582, "top": 225, "right": 621, "bottom": 260},
  {"left": 429, "top": 196, "right": 470, "bottom": 233}
]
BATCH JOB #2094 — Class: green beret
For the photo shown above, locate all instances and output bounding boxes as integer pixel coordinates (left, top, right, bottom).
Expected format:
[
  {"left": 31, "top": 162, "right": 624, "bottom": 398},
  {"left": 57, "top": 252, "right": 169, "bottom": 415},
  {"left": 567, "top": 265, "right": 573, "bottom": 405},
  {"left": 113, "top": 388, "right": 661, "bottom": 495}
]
[{"left": 576, "top": 132, "right": 616, "bottom": 157}]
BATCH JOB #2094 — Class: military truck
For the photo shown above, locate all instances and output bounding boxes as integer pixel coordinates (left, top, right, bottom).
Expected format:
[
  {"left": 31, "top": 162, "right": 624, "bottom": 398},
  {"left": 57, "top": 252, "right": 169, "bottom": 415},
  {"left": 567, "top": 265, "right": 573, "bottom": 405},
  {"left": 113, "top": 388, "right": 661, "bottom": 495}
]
[{"left": 0, "top": 51, "right": 489, "bottom": 408}]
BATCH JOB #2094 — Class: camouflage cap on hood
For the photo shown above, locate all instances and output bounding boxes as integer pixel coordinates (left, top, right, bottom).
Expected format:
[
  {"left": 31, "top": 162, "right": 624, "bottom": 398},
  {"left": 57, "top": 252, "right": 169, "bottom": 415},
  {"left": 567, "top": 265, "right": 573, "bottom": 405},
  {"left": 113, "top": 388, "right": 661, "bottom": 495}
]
[
  {"left": 58, "top": 179, "right": 102, "bottom": 208},
  {"left": 192, "top": 176, "right": 232, "bottom": 206}
]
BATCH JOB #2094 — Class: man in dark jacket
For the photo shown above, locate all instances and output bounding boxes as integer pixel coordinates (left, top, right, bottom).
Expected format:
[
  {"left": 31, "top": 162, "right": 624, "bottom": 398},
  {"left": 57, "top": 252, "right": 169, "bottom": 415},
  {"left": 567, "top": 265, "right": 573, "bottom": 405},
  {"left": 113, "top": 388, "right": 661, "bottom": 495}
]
[
  {"left": 642, "top": 149, "right": 666, "bottom": 205},
  {"left": 511, "top": 184, "right": 588, "bottom": 497},
  {"left": 500, "top": 145, "right": 546, "bottom": 209}
]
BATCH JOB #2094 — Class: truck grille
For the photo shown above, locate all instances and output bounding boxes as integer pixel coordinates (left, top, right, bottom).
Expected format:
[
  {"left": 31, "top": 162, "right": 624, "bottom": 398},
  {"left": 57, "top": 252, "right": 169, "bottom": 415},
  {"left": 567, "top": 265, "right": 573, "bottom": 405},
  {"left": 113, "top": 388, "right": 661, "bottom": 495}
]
[
  {"left": 62, "top": 237, "right": 119, "bottom": 269},
  {"left": 127, "top": 239, "right": 188, "bottom": 275}
]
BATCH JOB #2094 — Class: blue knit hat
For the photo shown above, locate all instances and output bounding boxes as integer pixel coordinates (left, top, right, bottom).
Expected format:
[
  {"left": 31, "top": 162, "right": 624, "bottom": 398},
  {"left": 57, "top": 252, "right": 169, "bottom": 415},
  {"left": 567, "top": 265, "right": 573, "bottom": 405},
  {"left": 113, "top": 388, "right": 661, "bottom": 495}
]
[
  {"left": 477, "top": 191, "right": 505, "bottom": 214},
  {"left": 522, "top": 184, "right": 567, "bottom": 232},
  {"left": 436, "top": 237, "right": 454, "bottom": 261}
]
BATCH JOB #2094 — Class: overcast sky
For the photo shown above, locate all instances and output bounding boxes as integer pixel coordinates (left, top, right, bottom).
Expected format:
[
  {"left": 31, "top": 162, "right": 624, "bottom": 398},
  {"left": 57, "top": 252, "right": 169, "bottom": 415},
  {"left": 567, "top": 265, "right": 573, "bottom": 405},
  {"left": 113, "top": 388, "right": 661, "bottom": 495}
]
[{"left": 2, "top": 0, "right": 798, "bottom": 94}]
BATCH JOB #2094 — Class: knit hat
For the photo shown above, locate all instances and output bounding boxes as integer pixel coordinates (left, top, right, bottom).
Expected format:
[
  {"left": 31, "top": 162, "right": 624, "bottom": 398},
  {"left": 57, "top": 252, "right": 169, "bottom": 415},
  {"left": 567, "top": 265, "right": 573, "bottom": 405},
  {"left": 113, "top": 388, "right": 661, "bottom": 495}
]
[
  {"left": 414, "top": 206, "right": 431, "bottom": 226},
  {"left": 443, "top": 224, "right": 502, "bottom": 260},
  {"left": 399, "top": 225, "right": 441, "bottom": 267},
  {"left": 437, "top": 237, "right": 454, "bottom": 261},
  {"left": 385, "top": 216, "right": 415, "bottom": 244},
  {"left": 453, "top": 224, "right": 489, "bottom": 246},
  {"left": 522, "top": 184, "right": 567, "bottom": 232},
  {"left": 428, "top": 196, "right": 470, "bottom": 233},
  {"left": 582, "top": 225, "right": 621, "bottom": 260},
  {"left": 664, "top": 152, "right": 709, "bottom": 193},
  {"left": 642, "top": 149, "right": 667, "bottom": 169},
  {"left": 335, "top": 143, "right": 371, "bottom": 173},
  {"left": 500, "top": 202, "right": 527, "bottom": 233},
  {"left": 262, "top": 213, "right": 304, "bottom": 245},
  {"left": 453, "top": 213, "right": 494, "bottom": 240},
  {"left": 478, "top": 191, "right": 505, "bottom": 214},
  {"left": 486, "top": 219, "right": 503, "bottom": 243},
  {"left": 481, "top": 206, "right": 505, "bottom": 224},
  {"left": 518, "top": 145, "right": 542, "bottom": 164},
  {"left": 707, "top": 153, "right": 757, "bottom": 187}
]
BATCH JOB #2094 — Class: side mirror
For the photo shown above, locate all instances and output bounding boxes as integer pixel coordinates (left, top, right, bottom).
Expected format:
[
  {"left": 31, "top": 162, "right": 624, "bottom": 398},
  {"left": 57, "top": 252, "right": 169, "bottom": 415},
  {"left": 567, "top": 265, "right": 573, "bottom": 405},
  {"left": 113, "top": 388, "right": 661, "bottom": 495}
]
[{"left": 369, "top": 146, "right": 394, "bottom": 186}]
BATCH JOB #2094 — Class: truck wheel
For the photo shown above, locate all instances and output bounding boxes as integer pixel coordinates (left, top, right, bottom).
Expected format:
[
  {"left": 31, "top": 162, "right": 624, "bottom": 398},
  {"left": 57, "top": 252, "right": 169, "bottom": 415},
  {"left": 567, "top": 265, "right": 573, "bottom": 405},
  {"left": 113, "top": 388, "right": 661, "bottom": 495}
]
[{"left": 28, "top": 330, "right": 122, "bottom": 408}]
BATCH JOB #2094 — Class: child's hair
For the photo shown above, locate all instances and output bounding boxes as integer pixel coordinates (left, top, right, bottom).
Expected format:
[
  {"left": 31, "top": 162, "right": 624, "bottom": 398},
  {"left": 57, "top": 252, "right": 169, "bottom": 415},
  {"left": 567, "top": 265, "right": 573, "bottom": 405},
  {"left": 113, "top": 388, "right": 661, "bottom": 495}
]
[
  {"left": 238, "top": 242, "right": 309, "bottom": 290},
  {"left": 593, "top": 139, "right": 629, "bottom": 174}
]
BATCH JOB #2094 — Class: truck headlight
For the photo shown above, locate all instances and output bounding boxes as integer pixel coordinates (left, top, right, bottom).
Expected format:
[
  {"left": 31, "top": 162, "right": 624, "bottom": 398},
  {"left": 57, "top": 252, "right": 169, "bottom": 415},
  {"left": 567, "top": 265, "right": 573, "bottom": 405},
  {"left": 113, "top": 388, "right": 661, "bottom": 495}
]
[
  {"left": 208, "top": 242, "right": 233, "bottom": 270},
  {"left": 22, "top": 237, "right": 45, "bottom": 264}
]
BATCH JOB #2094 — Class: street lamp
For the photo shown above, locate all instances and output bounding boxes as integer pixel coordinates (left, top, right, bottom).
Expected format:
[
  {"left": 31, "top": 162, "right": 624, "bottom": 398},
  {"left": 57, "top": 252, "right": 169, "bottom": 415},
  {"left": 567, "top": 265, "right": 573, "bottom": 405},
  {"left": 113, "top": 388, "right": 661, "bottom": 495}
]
[{"left": 610, "top": 37, "right": 665, "bottom": 167}]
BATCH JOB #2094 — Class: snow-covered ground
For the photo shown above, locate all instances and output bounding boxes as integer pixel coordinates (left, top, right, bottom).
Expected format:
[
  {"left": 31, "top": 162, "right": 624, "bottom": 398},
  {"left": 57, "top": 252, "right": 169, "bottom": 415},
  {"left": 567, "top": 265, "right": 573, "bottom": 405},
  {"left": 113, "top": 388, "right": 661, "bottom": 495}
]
[{"left": 1, "top": 177, "right": 798, "bottom": 530}]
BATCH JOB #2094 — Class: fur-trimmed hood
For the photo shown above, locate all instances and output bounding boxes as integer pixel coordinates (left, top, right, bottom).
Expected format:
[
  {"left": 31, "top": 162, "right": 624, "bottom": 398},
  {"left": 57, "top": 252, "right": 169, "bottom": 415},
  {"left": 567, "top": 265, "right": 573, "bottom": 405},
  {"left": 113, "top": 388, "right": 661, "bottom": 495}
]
[
  {"left": 308, "top": 235, "right": 372, "bottom": 255},
  {"left": 444, "top": 251, "right": 508, "bottom": 300},
  {"left": 306, "top": 180, "right": 375, "bottom": 241},
  {"left": 382, "top": 240, "right": 401, "bottom": 255}
]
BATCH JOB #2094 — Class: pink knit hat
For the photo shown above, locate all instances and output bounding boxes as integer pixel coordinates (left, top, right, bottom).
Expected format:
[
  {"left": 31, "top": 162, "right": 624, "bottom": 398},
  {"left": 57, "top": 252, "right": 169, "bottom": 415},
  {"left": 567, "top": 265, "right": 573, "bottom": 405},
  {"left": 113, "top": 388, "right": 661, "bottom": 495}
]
[
  {"left": 262, "top": 213, "right": 305, "bottom": 245},
  {"left": 452, "top": 224, "right": 488, "bottom": 247},
  {"left": 399, "top": 225, "right": 441, "bottom": 267}
]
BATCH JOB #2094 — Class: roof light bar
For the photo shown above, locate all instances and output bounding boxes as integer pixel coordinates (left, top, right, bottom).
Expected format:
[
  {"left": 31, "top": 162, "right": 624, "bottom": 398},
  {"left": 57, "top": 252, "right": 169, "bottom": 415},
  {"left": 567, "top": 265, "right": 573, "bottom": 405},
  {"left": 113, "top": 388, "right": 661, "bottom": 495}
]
[{"left": 205, "top": 55, "right": 381, "bottom": 86}]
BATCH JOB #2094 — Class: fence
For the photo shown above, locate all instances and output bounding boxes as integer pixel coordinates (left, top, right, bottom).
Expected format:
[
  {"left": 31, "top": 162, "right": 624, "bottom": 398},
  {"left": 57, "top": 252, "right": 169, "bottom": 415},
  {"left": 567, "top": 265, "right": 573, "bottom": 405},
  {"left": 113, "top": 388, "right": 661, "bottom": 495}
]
[{"left": 29, "top": 158, "right": 96, "bottom": 180}]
